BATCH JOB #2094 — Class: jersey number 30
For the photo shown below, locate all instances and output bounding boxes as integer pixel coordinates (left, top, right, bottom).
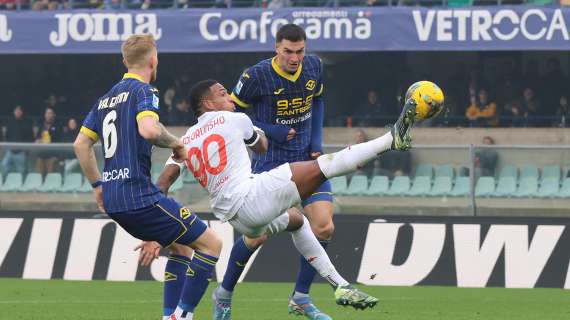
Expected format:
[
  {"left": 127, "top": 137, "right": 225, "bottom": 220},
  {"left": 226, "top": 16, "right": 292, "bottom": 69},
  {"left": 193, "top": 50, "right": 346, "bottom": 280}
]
[
  {"left": 187, "top": 134, "right": 227, "bottom": 187},
  {"left": 103, "top": 110, "right": 118, "bottom": 159}
]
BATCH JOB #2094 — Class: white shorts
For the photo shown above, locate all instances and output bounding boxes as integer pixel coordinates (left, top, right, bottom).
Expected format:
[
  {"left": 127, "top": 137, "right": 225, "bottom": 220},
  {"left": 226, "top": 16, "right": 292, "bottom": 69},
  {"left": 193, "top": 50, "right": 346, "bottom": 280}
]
[{"left": 229, "top": 164, "right": 301, "bottom": 238}]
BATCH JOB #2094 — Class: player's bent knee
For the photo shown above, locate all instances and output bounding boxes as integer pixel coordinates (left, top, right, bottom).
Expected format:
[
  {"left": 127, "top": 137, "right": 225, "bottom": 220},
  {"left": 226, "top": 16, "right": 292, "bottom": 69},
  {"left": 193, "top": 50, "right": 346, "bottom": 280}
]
[
  {"left": 286, "top": 209, "right": 304, "bottom": 231},
  {"left": 169, "top": 243, "right": 193, "bottom": 258},
  {"left": 244, "top": 235, "right": 267, "bottom": 249},
  {"left": 312, "top": 221, "right": 335, "bottom": 241},
  {"left": 192, "top": 228, "right": 222, "bottom": 257}
]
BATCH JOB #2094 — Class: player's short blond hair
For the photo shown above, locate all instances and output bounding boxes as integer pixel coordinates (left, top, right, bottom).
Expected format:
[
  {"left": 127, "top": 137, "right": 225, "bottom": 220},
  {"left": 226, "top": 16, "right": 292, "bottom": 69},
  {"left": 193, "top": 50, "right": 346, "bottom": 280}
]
[{"left": 121, "top": 34, "right": 156, "bottom": 68}]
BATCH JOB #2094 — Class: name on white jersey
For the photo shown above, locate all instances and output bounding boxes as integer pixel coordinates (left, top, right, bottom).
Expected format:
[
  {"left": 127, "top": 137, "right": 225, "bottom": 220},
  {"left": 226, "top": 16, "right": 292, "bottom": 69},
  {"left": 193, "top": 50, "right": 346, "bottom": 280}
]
[
  {"left": 98, "top": 92, "right": 129, "bottom": 110},
  {"left": 182, "top": 114, "right": 226, "bottom": 144}
]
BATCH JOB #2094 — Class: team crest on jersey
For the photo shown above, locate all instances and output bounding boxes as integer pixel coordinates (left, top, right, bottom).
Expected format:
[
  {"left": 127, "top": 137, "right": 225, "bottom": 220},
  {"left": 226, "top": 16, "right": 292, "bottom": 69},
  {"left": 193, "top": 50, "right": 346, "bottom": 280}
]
[
  {"left": 152, "top": 94, "right": 159, "bottom": 109},
  {"left": 235, "top": 80, "right": 244, "bottom": 94},
  {"left": 305, "top": 80, "right": 316, "bottom": 91},
  {"left": 180, "top": 207, "right": 192, "bottom": 220}
]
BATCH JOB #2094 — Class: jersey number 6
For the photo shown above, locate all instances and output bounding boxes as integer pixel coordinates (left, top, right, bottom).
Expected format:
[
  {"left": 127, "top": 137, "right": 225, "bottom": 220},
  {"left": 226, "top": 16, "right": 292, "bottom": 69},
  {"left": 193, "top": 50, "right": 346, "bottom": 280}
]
[
  {"left": 103, "top": 110, "right": 118, "bottom": 159},
  {"left": 187, "top": 134, "right": 228, "bottom": 187}
]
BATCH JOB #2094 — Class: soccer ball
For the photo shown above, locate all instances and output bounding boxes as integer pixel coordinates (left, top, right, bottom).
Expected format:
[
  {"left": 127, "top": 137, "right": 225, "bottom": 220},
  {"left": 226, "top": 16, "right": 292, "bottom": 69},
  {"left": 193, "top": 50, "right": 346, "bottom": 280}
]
[{"left": 405, "top": 81, "right": 445, "bottom": 121}]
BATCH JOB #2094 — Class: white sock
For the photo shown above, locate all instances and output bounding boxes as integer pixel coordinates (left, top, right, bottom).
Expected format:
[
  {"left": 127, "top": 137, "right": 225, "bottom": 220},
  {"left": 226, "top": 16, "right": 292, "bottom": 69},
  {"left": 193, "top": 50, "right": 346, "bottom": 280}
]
[
  {"left": 317, "top": 131, "right": 393, "bottom": 178},
  {"left": 173, "top": 306, "right": 193, "bottom": 319},
  {"left": 290, "top": 216, "right": 349, "bottom": 288},
  {"left": 163, "top": 317, "right": 170, "bottom": 320}
]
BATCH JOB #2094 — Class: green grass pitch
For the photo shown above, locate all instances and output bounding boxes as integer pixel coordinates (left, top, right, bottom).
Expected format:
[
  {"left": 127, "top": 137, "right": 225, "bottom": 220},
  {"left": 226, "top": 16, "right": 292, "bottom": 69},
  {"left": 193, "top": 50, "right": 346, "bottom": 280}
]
[{"left": 0, "top": 279, "right": 568, "bottom": 319}]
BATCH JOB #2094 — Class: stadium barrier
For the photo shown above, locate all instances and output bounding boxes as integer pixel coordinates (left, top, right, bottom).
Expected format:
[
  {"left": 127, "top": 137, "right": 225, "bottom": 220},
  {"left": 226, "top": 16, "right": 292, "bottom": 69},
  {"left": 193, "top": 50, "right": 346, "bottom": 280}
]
[{"left": 0, "top": 212, "right": 568, "bottom": 289}]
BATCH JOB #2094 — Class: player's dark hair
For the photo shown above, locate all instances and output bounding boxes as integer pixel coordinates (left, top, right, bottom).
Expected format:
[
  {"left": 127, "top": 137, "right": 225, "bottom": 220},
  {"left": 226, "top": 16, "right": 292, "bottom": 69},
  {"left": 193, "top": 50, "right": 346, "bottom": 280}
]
[
  {"left": 189, "top": 79, "right": 218, "bottom": 117},
  {"left": 276, "top": 24, "right": 306, "bottom": 43}
]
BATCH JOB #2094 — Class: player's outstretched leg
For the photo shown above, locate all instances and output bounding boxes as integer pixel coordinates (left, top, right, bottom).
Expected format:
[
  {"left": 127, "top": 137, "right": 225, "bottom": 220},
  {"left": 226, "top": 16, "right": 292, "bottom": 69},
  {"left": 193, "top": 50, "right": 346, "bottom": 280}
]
[
  {"left": 334, "top": 285, "right": 379, "bottom": 310},
  {"left": 391, "top": 98, "right": 417, "bottom": 151}
]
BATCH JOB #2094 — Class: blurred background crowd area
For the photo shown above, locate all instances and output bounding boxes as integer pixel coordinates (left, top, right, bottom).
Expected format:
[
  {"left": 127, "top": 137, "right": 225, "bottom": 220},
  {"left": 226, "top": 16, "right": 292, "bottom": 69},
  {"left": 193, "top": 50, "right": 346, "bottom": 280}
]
[{"left": 1, "top": 50, "right": 569, "bottom": 143}]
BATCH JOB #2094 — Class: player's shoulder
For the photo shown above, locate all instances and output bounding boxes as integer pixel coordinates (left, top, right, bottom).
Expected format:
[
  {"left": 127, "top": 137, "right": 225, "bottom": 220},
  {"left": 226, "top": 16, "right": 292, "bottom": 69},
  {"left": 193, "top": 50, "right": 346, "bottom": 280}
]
[{"left": 245, "top": 58, "right": 273, "bottom": 77}]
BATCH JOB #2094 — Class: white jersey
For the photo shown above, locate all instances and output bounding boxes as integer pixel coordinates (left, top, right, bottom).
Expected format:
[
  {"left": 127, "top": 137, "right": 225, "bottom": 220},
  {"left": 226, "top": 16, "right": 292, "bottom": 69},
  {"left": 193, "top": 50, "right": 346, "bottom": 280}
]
[{"left": 168, "top": 111, "right": 260, "bottom": 221}]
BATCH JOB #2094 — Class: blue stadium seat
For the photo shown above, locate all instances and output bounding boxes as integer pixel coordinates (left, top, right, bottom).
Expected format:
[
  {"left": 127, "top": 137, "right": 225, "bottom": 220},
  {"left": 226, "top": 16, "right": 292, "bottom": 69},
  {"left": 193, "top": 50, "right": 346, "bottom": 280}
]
[
  {"left": 449, "top": 177, "right": 470, "bottom": 197},
  {"left": 435, "top": 164, "right": 454, "bottom": 179},
  {"left": 345, "top": 175, "right": 368, "bottom": 196},
  {"left": 494, "top": 177, "right": 517, "bottom": 198},
  {"left": 429, "top": 177, "right": 452, "bottom": 197},
  {"left": 514, "top": 177, "right": 538, "bottom": 198},
  {"left": 537, "top": 178, "right": 559, "bottom": 199},
  {"left": 364, "top": 176, "right": 389, "bottom": 196},
  {"left": 38, "top": 173, "right": 62, "bottom": 193},
  {"left": 475, "top": 177, "right": 495, "bottom": 197},
  {"left": 0, "top": 173, "right": 23, "bottom": 192},
  {"left": 60, "top": 173, "right": 83, "bottom": 193},
  {"left": 499, "top": 165, "right": 518, "bottom": 179},
  {"left": 414, "top": 164, "right": 433, "bottom": 179},
  {"left": 407, "top": 176, "right": 431, "bottom": 197},
  {"left": 385, "top": 176, "right": 411, "bottom": 196},
  {"left": 520, "top": 165, "right": 539, "bottom": 180},
  {"left": 557, "top": 178, "right": 570, "bottom": 198},
  {"left": 541, "top": 166, "right": 560, "bottom": 182},
  {"left": 19, "top": 173, "right": 43, "bottom": 192}
]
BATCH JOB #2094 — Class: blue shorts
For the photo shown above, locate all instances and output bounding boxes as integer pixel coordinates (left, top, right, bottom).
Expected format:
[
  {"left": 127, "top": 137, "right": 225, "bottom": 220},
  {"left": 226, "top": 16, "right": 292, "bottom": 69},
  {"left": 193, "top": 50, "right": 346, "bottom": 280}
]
[
  {"left": 252, "top": 160, "right": 333, "bottom": 207},
  {"left": 108, "top": 197, "right": 207, "bottom": 248}
]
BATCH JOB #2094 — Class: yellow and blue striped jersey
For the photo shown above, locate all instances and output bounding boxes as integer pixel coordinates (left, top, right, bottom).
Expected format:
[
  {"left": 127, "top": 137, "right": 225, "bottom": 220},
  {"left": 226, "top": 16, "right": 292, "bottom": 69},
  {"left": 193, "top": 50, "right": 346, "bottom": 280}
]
[
  {"left": 231, "top": 55, "right": 324, "bottom": 162},
  {"left": 80, "top": 73, "right": 163, "bottom": 213}
]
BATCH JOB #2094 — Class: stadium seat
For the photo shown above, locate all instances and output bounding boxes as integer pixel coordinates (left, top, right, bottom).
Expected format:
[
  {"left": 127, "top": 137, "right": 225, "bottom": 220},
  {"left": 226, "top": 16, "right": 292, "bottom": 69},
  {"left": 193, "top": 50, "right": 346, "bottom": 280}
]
[
  {"left": 494, "top": 177, "right": 517, "bottom": 198},
  {"left": 435, "top": 164, "right": 454, "bottom": 179},
  {"left": 78, "top": 179, "right": 92, "bottom": 193},
  {"left": 475, "top": 177, "right": 495, "bottom": 197},
  {"left": 364, "top": 176, "right": 389, "bottom": 196},
  {"left": 537, "top": 178, "right": 559, "bottom": 198},
  {"left": 429, "top": 177, "right": 452, "bottom": 197},
  {"left": 330, "top": 176, "right": 348, "bottom": 195},
  {"left": 499, "top": 165, "right": 518, "bottom": 179},
  {"left": 414, "top": 164, "right": 433, "bottom": 179},
  {"left": 0, "top": 173, "right": 23, "bottom": 192},
  {"left": 541, "top": 165, "right": 560, "bottom": 182},
  {"left": 37, "top": 173, "right": 62, "bottom": 193},
  {"left": 449, "top": 176, "right": 470, "bottom": 197},
  {"left": 19, "top": 173, "right": 43, "bottom": 192},
  {"left": 60, "top": 173, "right": 83, "bottom": 193},
  {"left": 526, "top": 0, "right": 554, "bottom": 5},
  {"left": 557, "top": 178, "right": 570, "bottom": 198},
  {"left": 345, "top": 175, "right": 368, "bottom": 196},
  {"left": 152, "top": 172, "right": 160, "bottom": 184},
  {"left": 447, "top": 0, "right": 473, "bottom": 7},
  {"left": 385, "top": 176, "right": 411, "bottom": 196},
  {"left": 406, "top": 176, "right": 431, "bottom": 197},
  {"left": 520, "top": 165, "right": 539, "bottom": 180},
  {"left": 514, "top": 177, "right": 538, "bottom": 198}
]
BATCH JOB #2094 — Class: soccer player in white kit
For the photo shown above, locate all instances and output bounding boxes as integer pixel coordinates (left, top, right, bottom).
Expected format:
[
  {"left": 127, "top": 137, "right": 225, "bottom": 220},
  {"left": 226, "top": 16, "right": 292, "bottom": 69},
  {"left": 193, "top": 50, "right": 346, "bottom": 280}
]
[{"left": 157, "top": 79, "right": 419, "bottom": 319}]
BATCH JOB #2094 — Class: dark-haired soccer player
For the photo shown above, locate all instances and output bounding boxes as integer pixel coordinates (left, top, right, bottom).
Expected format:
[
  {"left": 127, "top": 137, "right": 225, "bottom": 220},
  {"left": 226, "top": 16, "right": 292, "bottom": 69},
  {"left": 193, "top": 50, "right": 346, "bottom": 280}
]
[
  {"left": 217, "top": 23, "right": 334, "bottom": 320},
  {"left": 74, "top": 34, "right": 221, "bottom": 320},
  {"left": 157, "top": 79, "right": 403, "bottom": 319}
]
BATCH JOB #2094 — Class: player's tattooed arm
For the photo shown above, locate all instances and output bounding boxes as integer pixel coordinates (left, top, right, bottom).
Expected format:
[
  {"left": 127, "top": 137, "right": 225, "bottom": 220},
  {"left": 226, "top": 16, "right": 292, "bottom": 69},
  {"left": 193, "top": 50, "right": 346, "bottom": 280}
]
[
  {"left": 138, "top": 116, "right": 186, "bottom": 161},
  {"left": 156, "top": 164, "right": 181, "bottom": 196}
]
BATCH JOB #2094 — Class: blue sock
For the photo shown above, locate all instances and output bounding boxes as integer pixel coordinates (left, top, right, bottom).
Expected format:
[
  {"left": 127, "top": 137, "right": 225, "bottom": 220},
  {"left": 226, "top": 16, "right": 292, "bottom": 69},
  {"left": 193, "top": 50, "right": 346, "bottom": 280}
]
[
  {"left": 163, "top": 255, "right": 191, "bottom": 316},
  {"left": 221, "top": 236, "right": 256, "bottom": 293},
  {"left": 294, "top": 240, "right": 329, "bottom": 294},
  {"left": 178, "top": 251, "right": 218, "bottom": 313}
]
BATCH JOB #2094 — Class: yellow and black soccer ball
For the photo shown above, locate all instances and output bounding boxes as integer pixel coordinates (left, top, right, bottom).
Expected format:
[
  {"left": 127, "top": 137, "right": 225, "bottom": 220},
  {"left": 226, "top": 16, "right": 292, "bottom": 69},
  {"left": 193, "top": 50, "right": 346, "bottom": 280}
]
[{"left": 405, "top": 81, "right": 445, "bottom": 121}]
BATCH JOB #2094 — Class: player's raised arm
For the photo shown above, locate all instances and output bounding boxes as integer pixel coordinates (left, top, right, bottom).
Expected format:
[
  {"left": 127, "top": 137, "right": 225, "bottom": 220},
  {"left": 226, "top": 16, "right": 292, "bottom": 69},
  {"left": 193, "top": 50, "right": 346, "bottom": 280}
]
[{"left": 247, "top": 126, "right": 268, "bottom": 154}]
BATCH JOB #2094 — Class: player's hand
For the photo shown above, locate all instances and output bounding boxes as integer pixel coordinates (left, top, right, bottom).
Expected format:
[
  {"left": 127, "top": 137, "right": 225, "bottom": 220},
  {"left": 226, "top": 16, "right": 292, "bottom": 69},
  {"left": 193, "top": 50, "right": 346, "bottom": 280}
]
[
  {"left": 172, "top": 145, "right": 187, "bottom": 163},
  {"left": 93, "top": 186, "right": 105, "bottom": 213},
  {"left": 287, "top": 128, "right": 296, "bottom": 141},
  {"left": 134, "top": 241, "right": 161, "bottom": 266},
  {"left": 310, "top": 151, "right": 322, "bottom": 159}
]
